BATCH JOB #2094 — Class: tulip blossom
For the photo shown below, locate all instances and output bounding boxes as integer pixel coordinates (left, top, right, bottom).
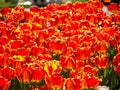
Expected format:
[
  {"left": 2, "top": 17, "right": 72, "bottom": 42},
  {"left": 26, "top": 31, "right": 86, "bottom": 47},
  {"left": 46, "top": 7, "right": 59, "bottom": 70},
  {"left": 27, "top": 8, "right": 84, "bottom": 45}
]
[
  {"left": 1, "top": 67, "right": 15, "bottom": 80},
  {"left": 31, "top": 67, "right": 45, "bottom": 82},
  {"left": 45, "top": 74, "right": 64, "bottom": 89},
  {"left": 16, "top": 67, "right": 32, "bottom": 83},
  {"left": 44, "top": 60, "right": 62, "bottom": 76},
  {"left": 0, "top": 77, "right": 11, "bottom": 90},
  {"left": 65, "top": 78, "right": 82, "bottom": 90},
  {"left": 82, "top": 74, "right": 102, "bottom": 89},
  {"left": 113, "top": 53, "right": 120, "bottom": 76},
  {"left": 0, "top": 1, "right": 119, "bottom": 90}
]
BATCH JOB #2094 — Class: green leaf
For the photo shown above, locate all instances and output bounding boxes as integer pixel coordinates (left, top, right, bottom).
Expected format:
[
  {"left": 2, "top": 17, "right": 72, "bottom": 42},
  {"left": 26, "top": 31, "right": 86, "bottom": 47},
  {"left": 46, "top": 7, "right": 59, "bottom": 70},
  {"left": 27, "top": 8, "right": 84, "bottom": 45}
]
[
  {"left": 60, "top": 69, "right": 70, "bottom": 78},
  {"left": 52, "top": 53, "right": 61, "bottom": 61},
  {"left": 10, "top": 77, "right": 20, "bottom": 90},
  {"left": 107, "top": 45, "right": 117, "bottom": 61}
]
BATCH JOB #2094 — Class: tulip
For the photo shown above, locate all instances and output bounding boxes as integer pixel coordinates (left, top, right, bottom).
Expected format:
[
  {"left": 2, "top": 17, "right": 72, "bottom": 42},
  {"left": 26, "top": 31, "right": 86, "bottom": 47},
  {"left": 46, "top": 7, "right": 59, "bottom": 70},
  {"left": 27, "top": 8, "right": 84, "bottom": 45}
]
[
  {"left": 83, "top": 74, "right": 101, "bottom": 89},
  {"left": 0, "top": 54, "right": 9, "bottom": 67},
  {"left": 94, "top": 40, "right": 108, "bottom": 53},
  {"left": 24, "top": 11, "right": 33, "bottom": 21},
  {"left": 15, "top": 6, "right": 24, "bottom": 12},
  {"left": 16, "top": 67, "right": 32, "bottom": 83},
  {"left": 75, "top": 60, "right": 84, "bottom": 72},
  {"left": 113, "top": 53, "right": 120, "bottom": 76},
  {"left": 60, "top": 56, "right": 75, "bottom": 69},
  {"left": 47, "top": 3, "right": 60, "bottom": 11},
  {"left": 0, "top": 27, "right": 7, "bottom": 37},
  {"left": 1, "top": 67, "right": 15, "bottom": 80},
  {"left": 9, "top": 55, "right": 26, "bottom": 68},
  {"left": 65, "top": 78, "right": 75, "bottom": 90},
  {"left": 31, "top": 47, "right": 43, "bottom": 57},
  {"left": 31, "top": 67, "right": 45, "bottom": 82},
  {"left": 13, "top": 11, "right": 24, "bottom": 22},
  {"left": 65, "top": 78, "right": 82, "bottom": 90},
  {"left": 0, "top": 37, "right": 8, "bottom": 45},
  {"left": 30, "top": 6, "right": 40, "bottom": 13},
  {"left": 46, "top": 74, "right": 64, "bottom": 89},
  {"left": 115, "top": 30, "right": 120, "bottom": 44},
  {"left": 107, "top": 3, "right": 118, "bottom": 13},
  {"left": 1, "top": 7, "right": 11, "bottom": 16},
  {"left": 95, "top": 54, "right": 109, "bottom": 69},
  {"left": 17, "top": 48, "right": 30, "bottom": 57},
  {"left": 10, "top": 40, "right": 23, "bottom": 49},
  {"left": 0, "top": 45, "right": 4, "bottom": 54},
  {"left": 0, "top": 77, "right": 11, "bottom": 90},
  {"left": 44, "top": 60, "right": 62, "bottom": 76},
  {"left": 84, "top": 65, "right": 98, "bottom": 75}
]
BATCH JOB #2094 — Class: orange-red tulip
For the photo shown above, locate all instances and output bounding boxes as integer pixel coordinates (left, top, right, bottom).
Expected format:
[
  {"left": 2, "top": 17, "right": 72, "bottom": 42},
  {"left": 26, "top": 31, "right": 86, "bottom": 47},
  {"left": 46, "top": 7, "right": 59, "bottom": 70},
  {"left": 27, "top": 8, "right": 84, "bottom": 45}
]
[
  {"left": 113, "top": 53, "right": 120, "bottom": 76},
  {"left": 16, "top": 67, "right": 32, "bottom": 83},
  {"left": 83, "top": 74, "right": 101, "bottom": 89},
  {"left": 0, "top": 77, "right": 11, "bottom": 90},
  {"left": 95, "top": 54, "right": 109, "bottom": 69},
  {"left": 46, "top": 74, "right": 64, "bottom": 89},
  {"left": 31, "top": 67, "right": 45, "bottom": 82},
  {"left": 1, "top": 67, "right": 15, "bottom": 80}
]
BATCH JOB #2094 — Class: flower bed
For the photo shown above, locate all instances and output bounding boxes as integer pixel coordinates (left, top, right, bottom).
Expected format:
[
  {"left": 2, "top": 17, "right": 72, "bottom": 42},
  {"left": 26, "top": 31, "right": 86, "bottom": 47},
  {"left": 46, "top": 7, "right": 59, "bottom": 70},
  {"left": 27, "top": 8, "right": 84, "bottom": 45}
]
[{"left": 0, "top": 1, "right": 120, "bottom": 90}]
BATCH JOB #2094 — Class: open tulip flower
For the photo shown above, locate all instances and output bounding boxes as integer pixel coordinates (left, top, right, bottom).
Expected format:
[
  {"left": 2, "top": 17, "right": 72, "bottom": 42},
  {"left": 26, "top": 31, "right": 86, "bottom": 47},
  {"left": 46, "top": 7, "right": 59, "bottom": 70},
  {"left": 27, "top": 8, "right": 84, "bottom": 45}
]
[{"left": 0, "top": 0, "right": 120, "bottom": 90}]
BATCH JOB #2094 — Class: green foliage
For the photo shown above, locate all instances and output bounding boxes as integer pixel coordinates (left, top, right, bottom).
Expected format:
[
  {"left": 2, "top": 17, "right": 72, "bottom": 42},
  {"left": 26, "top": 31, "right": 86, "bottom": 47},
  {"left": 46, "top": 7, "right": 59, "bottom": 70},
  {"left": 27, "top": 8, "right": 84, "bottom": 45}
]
[
  {"left": 0, "top": 1, "right": 17, "bottom": 8},
  {"left": 97, "top": 44, "right": 120, "bottom": 90},
  {"left": 60, "top": 69, "right": 70, "bottom": 78}
]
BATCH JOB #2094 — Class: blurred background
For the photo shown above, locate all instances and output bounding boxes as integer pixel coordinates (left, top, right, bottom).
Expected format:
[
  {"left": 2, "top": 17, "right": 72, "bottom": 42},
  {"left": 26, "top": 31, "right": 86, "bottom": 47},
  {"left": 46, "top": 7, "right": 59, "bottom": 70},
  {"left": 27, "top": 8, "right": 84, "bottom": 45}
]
[
  {"left": 0, "top": 0, "right": 88, "bottom": 8},
  {"left": 0, "top": 0, "right": 119, "bottom": 8}
]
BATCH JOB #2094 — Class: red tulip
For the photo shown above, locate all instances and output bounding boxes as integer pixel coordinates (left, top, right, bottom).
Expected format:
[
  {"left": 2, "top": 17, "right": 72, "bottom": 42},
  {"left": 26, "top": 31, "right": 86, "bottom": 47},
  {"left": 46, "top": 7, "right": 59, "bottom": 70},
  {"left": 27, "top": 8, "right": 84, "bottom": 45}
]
[
  {"left": 9, "top": 55, "right": 26, "bottom": 68},
  {"left": 47, "top": 3, "right": 59, "bottom": 11},
  {"left": 83, "top": 65, "right": 98, "bottom": 76},
  {"left": 65, "top": 78, "right": 82, "bottom": 90},
  {"left": 31, "top": 67, "right": 45, "bottom": 82},
  {"left": 0, "top": 77, "right": 11, "bottom": 90},
  {"left": 0, "top": 55, "right": 2, "bottom": 67},
  {"left": 94, "top": 40, "right": 108, "bottom": 53},
  {"left": 24, "top": 11, "right": 33, "bottom": 21},
  {"left": 17, "top": 48, "right": 30, "bottom": 57},
  {"left": 0, "top": 45, "right": 4, "bottom": 54},
  {"left": 15, "top": 6, "right": 24, "bottom": 12},
  {"left": 0, "top": 37, "right": 8, "bottom": 45},
  {"left": 10, "top": 40, "right": 23, "bottom": 49},
  {"left": 116, "top": 64, "right": 120, "bottom": 76},
  {"left": 107, "top": 3, "right": 118, "bottom": 12},
  {"left": 74, "top": 47, "right": 92, "bottom": 60},
  {"left": 113, "top": 53, "right": 120, "bottom": 76},
  {"left": 115, "top": 30, "right": 120, "bottom": 44},
  {"left": 20, "top": 35, "right": 30, "bottom": 45},
  {"left": 95, "top": 54, "right": 109, "bottom": 69},
  {"left": 75, "top": 60, "right": 84, "bottom": 72},
  {"left": 32, "top": 23, "right": 42, "bottom": 31},
  {"left": 30, "top": 6, "right": 40, "bottom": 13},
  {"left": 46, "top": 74, "right": 64, "bottom": 89},
  {"left": 1, "top": 67, "right": 15, "bottom": 80},
  {"left": 0, "top": 54, "right": 9, "bottom": 67},
  {"left": 1, "top": 7, "right": 11, "bottom": 16},
  {"left": 16, "top": 67, "right": 32, "bottom": 83},
  {"left": 83, "top": 74, "right": 101, "bottom": 89},
  {"left": 20, "top": 23, "right": 31, "bottom": 31},
  {"left": 60, "top": 56, "right": 75, "bottom": 69},
  {"left": 0, "top": 27, "right": 7, "bottom": 37},
  {"left": 31, "top": 46, "right": 43, "bottom": 57},
  {"left": 13, "top": 11, "right": 23, "bottom": 22}
]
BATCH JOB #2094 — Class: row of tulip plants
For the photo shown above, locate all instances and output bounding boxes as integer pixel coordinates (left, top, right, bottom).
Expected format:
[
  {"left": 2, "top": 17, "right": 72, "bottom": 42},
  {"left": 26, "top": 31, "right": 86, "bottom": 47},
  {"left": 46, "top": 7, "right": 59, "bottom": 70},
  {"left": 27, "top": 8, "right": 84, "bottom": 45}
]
[{"left": 0, "top": 1, "right": 120, "bottom": 90}]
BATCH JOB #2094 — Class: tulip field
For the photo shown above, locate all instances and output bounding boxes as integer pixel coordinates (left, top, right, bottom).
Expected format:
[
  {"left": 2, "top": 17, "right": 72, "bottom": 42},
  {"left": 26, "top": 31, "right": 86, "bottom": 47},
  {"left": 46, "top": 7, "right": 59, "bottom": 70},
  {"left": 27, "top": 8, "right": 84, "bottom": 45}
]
[{"left": 0, "top": 1, "right": 120, "bottom": 90}]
